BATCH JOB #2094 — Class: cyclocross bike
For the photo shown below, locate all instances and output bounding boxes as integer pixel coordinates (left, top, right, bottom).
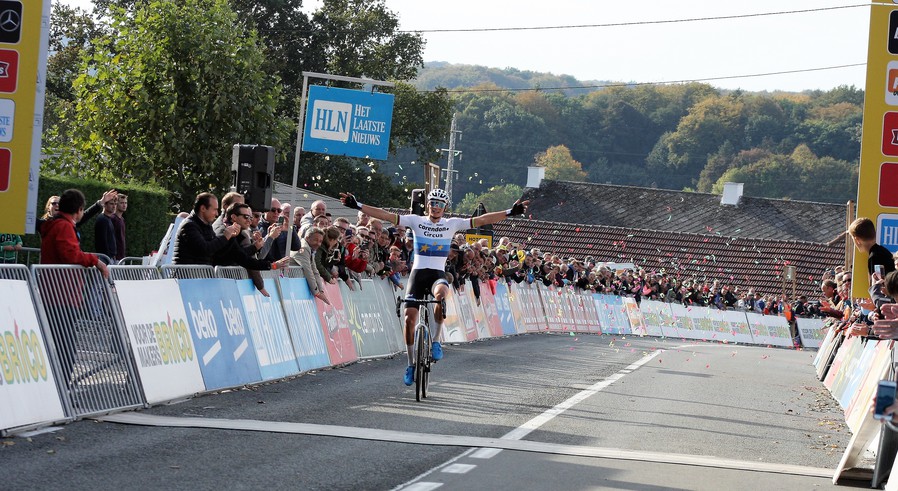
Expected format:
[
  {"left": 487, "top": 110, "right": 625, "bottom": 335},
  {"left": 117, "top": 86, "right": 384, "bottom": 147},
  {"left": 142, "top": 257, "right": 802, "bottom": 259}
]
[{"left": 397, "top": 296, "right": 444, "bottom": 401}]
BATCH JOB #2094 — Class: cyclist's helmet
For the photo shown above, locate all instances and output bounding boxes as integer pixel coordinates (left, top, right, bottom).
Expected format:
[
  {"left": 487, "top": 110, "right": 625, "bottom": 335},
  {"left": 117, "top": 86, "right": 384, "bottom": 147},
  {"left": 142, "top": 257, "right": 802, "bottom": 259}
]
[{"left": 427, "top": 188, "right": 450, "bottom": 207}]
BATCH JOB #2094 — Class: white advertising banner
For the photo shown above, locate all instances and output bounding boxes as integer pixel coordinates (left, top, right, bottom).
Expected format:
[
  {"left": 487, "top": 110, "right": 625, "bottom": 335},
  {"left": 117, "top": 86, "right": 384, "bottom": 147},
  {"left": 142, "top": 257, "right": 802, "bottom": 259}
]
[
  {"left": 116, "top": 280, "right": 206, "bottom": 404},
  {"left": 622, "top": 298, "right": 648, "bottom": 336},
  {"left": 796, "top": 317, "right": 827, "bottom": 349},
  {"left": 745, "top": 312, "right": 793, "bottom": 348},
  {"left": 0, "top": 280, "right": 66, "bottom": 432},
  {"left": 718, "top": 310, "right": 755, "bottom": 345},
  {"left": 667, "top": 303, "right": 703, "bottom": 340},
  {"left": 638, "top": 300, "right": 670, "bottom": 338}
]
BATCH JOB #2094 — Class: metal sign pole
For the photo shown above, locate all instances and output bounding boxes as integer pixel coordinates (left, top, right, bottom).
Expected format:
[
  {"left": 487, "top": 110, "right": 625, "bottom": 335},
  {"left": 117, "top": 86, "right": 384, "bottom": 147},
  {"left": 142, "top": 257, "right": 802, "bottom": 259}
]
[{"left": 286, "top": 72, "right": 396, "bottom": 256}]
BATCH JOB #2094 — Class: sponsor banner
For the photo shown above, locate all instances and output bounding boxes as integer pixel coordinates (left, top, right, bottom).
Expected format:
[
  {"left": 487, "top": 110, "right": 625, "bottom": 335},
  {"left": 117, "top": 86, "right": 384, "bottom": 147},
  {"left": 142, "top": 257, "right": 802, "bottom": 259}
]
[
  {"left": 702, "top": 308, "right": 737, "bottom": 344},
  {"left": 824, "top": 335, "right": 861, "bottom": 392},
  {"left": 457, "top": 283, "right": 481, "bottom": 340},
  {"left": 506, "top": 282, "right": 529, "bottom": 333},
  {"left": 179, "top": 279, "right": 261, "bottom": 390},
  {"left": 370, "top": 277, "right": 404, "bottom": 353},
  {"left": 540, "top": 285, "right": 564, "bottom": 332},
  {"left": 493, "top": 281, "right": 518, "bottom": 335},
  {"left": 581, "top": 291, "right": 602, "bottom": 334},
  {"left": 442, "top": 287, "right": 467, "bottom": 343},
  {"left": 667, "top": 303, "right": 700, "bottom": 340},
  {"left": 465, "top": 283, "right": 490, "bottom": 339},
  {"left": 0, "top": 279, "right": 65, "bottom": 431},
  {"left": 745, "top": 312, "right": 793, "bottom": 348},
  {"left": 622, "top": 298, "right": 647, "bottom": 336},
  {"left": 479, "top": 282, "right": 504, "bottom": 337},
  {"left": 277, "top": 277, "right": 330, "bottom": 371},
  {"left": 302, "top": 85, "right": 394, "bottom": 160},
  {"left": 843, "top": 341, "right": 891, "bottom": 434},
  {"left": 795, "top": 317, "right": 827, "bottom": 349},
  {"left": 116, "top": 280, "right": 205, "bottom": 404},
  {"left": 315, "top": 282, "right": 358, "bottom": 366},
  {"left": 685, "top": 306, "right": 724, "bottom": 342},
  {"left": 236, "top": 279, "right": 300, "bottom": 381},
  {"left": 718, "top": 310, "right": 754, "bottom": 345},
  {"left": 593, "top": 294, "right": 631, "bottom": 335},
  {"left": 638, "top": 300, "right": 670, "bottom": 337},
  {"left": 835, "top": 339, "right": 882, "bottom": 411},
  {"left": 342, "top": 280, "right": 393, "bottom": 358}
]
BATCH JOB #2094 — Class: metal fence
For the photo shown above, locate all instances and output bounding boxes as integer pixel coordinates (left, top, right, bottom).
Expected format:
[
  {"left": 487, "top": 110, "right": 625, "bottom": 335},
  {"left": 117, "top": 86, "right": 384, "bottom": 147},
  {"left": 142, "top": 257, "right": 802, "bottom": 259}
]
[
  {"left": 117, "top": 256, "right": 147, "bottom": 266},
  {"left": 160, "top": 264, "right": 215, "bottom": 280},
  {"left": 31, "top": 265, "right": 144, "bottom": 417},
  {"left": 215, "top": 266, "right": 249, "bottom": 280},
  {"left": 108, "top": 265, "right": 162, "bottom": 282}
]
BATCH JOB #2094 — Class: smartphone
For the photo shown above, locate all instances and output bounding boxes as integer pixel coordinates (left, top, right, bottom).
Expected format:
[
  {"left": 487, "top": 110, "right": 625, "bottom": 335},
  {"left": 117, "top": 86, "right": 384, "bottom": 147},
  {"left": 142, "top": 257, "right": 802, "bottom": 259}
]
[
  {"left": 874, "top": 380, "right": 897, "bottom": 420},
  {"left": 875, "top": 264, "right": 883, "bottom": 276},
  {"left": 277, "top": 216, "right": 286, "bottom": 226}
]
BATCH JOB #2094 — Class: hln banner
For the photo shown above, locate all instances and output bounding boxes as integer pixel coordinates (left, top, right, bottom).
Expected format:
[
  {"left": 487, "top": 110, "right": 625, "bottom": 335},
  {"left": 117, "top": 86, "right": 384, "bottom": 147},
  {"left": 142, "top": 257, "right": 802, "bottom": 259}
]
[
  {"left": 302, "top": 86, "right": 394, "bottom": 160},
  {"left": 0, "top": 0, "right": 50, "bottom": 235},
  {"left": 854, "top": 1, "right": 898, "bottom": 297}
]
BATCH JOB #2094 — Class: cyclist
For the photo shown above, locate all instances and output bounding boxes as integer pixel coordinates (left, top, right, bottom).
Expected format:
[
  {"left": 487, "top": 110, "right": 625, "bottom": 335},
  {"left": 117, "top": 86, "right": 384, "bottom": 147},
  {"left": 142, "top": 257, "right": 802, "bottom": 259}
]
[{"left": 340, "top": 189, "right": 528, "bottom": 385}]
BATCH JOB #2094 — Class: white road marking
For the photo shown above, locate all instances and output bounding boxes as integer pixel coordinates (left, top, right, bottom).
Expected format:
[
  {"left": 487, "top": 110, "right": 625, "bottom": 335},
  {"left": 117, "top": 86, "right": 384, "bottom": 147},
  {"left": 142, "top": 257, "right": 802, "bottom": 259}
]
[{"left": 441, "top": 464, "right": 477, "bottom": 474}]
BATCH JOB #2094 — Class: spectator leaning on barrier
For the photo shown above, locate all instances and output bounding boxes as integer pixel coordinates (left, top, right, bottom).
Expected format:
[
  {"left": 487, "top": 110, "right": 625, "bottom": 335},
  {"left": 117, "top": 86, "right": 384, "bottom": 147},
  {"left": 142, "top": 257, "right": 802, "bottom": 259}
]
[
  {"left": 284, "top": 226, "right": 329, "bottom": 304},
  {"left": 93, "top": 196, "right": 118, "bottom": 263},
  {"left": 0, "top": 232, "right": 23, "bottom": 264},
  {"left": 173, "top": 192, "right": 239, "bottom": 265},
  {"left": 212, "top": 202, "right": 286, "bottom": 296},
  {"left": 314, "top": 226, "right": 342, "bottom": 285}
]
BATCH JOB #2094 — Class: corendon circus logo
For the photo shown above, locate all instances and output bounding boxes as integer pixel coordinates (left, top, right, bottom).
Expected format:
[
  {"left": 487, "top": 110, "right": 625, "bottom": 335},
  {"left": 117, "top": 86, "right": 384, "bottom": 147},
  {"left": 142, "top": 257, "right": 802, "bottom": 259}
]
[
  {"left": 129, "top": 313, "right": 194, "bottom": 369},
  {"left": 0, "top": 320, "right": 49, "bottom": 385}
]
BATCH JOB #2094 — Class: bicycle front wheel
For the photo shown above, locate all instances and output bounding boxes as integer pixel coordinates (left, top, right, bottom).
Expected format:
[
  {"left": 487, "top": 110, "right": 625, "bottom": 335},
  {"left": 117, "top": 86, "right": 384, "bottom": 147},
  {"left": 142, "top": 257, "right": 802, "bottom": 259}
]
[{"left": 415, "top": 325, "right": 426, "bottom": 402}]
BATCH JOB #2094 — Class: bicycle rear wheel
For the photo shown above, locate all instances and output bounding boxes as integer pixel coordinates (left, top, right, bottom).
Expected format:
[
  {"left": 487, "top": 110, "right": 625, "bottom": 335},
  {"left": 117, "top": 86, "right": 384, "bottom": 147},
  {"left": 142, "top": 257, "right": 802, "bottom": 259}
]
[{"left": 415, "top": 324, "right": 426, "bottom": 402}]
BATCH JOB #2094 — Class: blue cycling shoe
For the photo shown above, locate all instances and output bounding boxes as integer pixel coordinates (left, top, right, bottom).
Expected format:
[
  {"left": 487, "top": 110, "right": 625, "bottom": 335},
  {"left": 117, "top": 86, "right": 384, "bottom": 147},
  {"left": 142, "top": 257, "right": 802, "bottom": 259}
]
[
  {"left": 431, "top": 341, "right": 443, "bottom": 361},
  {"left": 404, "top": 365, "right": 415, "bottom": 386}
]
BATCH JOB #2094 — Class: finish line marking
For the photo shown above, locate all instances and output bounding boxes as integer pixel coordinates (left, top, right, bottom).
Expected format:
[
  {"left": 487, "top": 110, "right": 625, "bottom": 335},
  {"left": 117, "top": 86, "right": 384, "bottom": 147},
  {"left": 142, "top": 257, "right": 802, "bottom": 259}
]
[{"left": 97, "top": 348, "right": 832, "bottom": 480}]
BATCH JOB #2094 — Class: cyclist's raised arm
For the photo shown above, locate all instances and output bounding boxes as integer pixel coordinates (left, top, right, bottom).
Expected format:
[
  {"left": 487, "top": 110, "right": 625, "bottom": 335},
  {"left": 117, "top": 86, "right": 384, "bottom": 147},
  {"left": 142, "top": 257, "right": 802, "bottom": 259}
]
[
  {"left": 340, "top": 192, "right": 400, "bottom": 226},
  {"left": 472, "top": 199, "right": 530, "bottom": 228}
]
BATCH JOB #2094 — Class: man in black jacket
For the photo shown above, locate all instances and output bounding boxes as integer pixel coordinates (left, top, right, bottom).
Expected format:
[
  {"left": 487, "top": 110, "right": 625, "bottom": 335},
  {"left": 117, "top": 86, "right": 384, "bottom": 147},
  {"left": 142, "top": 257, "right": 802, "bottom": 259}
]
[{"left": 173, "top": 193, "right": 239, "bottom": 265}]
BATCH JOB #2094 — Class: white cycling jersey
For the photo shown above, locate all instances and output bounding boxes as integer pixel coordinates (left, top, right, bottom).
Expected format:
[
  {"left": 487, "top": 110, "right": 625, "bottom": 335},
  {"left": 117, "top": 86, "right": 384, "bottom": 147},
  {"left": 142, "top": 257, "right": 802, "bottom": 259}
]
[{"left": 398, "top": 214, "right": 472, "bottom": 271}]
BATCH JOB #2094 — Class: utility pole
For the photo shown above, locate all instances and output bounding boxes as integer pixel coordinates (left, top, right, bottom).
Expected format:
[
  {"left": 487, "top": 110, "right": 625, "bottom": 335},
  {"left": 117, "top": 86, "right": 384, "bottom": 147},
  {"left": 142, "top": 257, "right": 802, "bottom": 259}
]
[{"left": 438, "top": 113, "right": 461, "bottom": 204}]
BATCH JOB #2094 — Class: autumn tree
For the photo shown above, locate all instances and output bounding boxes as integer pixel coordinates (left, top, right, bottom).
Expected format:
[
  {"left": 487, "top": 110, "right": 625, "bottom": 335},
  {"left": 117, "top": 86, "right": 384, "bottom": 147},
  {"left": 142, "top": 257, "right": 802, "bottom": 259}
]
[{"left": 535, "top": 145, "right": 587, "bottom": 181}]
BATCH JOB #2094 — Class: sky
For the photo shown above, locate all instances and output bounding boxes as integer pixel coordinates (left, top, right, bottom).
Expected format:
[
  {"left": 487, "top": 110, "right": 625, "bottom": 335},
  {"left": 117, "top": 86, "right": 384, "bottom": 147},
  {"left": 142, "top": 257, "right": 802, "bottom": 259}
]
[{"left": 58, "top": 0, "right": 873, "bottom": 93}]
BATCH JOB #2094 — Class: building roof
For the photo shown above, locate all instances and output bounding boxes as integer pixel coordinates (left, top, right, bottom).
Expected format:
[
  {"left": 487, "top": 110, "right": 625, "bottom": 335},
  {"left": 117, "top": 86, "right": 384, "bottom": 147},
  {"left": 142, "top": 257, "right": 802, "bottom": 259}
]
[
  {"left": 521, "top": 180, "right": 849, "bottom": 243},
  {"left": 490, "top": 219, "right": 845, "bottom": 299}
]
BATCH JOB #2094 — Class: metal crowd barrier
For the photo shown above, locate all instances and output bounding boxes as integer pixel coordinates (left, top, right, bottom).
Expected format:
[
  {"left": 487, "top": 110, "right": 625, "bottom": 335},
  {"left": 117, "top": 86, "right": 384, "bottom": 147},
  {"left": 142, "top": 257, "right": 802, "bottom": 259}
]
[
  {"left": 215, "top": 266, "right": 249, "bottom": 280},
  {"left": 108, "top": 265, "right": 162, "bottom": 282},
  {"left": 160, "top": 264, "right": 215, "bottom": 279},
  {"left": 117, "top": 256, "right": 148, "bottom": 266},
  {"left": 31, "top": 265, "right": 144, "bottom": 417}
]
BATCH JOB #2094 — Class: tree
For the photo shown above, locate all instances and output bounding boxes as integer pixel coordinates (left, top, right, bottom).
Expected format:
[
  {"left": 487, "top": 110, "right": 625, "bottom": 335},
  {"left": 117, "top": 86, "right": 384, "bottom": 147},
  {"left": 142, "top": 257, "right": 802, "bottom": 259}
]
[
  {"left": 535, "top": 145, "right": 586, "bottom": 181},
  {"left": 454, "top": 184, "right": 524, "bottom": 215},
  {"left": 63, "top": 0, "right": 289, "bottom": 210}
]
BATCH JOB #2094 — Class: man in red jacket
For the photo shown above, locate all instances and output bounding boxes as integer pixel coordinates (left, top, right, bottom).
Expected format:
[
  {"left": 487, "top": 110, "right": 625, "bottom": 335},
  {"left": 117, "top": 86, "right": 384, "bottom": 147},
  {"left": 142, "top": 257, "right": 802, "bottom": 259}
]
[
  {"left": 41, "top": 188, "right": 109, "bottom": 278},
  {"left": 40, "top": 188, "right": 109, "bottom": 386}
]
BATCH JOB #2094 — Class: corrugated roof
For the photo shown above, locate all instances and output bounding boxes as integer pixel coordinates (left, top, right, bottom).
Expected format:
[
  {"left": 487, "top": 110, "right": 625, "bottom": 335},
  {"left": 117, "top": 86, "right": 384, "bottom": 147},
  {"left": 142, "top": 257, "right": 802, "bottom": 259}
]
[{"left": 521, "top": 180, "right": 849, "bottom": 243}]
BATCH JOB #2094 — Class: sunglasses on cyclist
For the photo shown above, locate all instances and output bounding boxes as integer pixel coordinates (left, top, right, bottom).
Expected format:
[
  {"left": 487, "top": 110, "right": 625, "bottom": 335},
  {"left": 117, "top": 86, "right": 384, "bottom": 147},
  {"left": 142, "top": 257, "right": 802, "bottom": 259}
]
[{"left": 429, "top": 200, "right": 447, "bottom": 208}]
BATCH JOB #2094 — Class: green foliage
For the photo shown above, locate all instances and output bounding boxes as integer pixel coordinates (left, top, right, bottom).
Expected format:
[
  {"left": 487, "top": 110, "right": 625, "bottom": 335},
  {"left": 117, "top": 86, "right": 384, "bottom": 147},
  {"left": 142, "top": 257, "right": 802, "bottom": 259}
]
[
  {"left": 57, "top": 0, "right": 289, "bottom": 211},
  {"left": 455, "top": 184, "right": 524, "bottom": 215},
  {"left": 27, "top": 175, "right": 171, "bottom": 258},
  {"left": 710, "top": 145, "right": 858, "bottom": 203},
  {"left": 414, "top": 62, "right": 604, "bottom": 97}
]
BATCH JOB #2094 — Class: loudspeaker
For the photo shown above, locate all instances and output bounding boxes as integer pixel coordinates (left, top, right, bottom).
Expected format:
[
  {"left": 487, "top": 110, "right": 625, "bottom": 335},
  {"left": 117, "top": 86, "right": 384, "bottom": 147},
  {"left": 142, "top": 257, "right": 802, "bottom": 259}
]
[
  {"left": 232, "top": 144, "right": 274, "bottom": 213},
  {"left": 411, "top": 188, "right": 425, "bottom": 216}
]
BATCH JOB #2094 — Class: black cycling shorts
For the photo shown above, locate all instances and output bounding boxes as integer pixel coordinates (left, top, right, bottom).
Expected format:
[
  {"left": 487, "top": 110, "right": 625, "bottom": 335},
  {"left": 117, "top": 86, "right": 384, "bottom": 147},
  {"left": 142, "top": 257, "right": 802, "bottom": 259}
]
[{"left": 405, "top": 268, "right": 449, "bottom": 306}]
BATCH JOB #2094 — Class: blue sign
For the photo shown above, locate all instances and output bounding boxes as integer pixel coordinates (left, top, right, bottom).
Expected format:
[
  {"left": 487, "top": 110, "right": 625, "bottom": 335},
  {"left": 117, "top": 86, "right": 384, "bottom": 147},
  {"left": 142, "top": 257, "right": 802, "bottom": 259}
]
[
  {"left": 236, "top": 279, "right": 300, "bottom": 381},
  {"left": 879, "top": 215, "right": 898, "bottom": 254},
  {"left": 179, "top": 279, "right": 262, "bottom": 390},
  {"left": 278, "top": 278, "right": 331, "bottom": 371},
  {"left": 302, "top": 86, "right": 394, "bottom": 160},
  {"left": 493, "top": 282, "right": 518, "bottom": 335}
]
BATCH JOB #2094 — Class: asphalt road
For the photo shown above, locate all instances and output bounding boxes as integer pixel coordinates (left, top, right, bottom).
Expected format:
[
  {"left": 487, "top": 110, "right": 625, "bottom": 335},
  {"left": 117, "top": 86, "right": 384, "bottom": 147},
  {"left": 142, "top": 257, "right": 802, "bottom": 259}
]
[{"left": 0, "top": 333, "right": 862, "bottom": 490}]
